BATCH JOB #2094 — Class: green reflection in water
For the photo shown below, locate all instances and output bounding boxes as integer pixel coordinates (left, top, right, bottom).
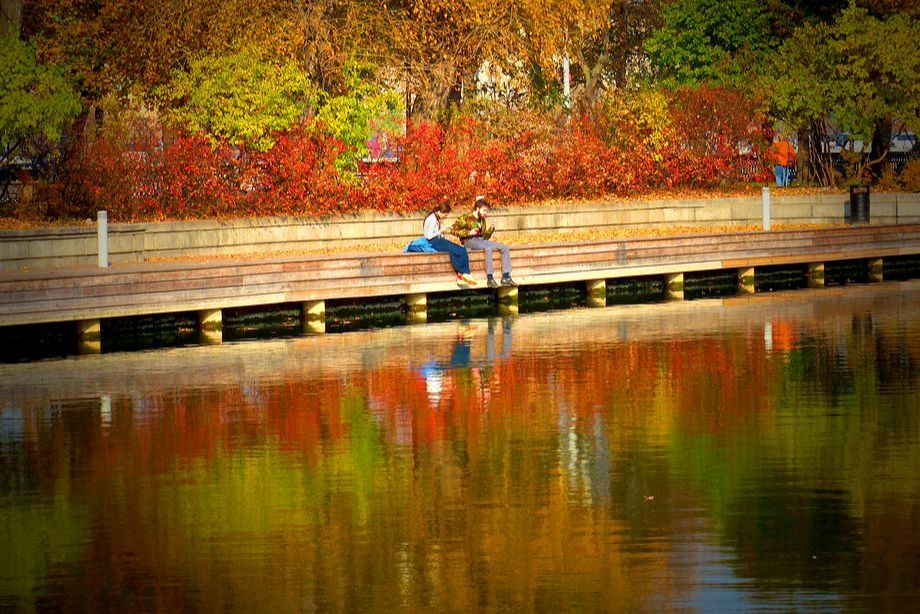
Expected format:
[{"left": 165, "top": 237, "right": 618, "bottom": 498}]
[
  {"left": 0, "top": 486, "right": 89, "bottom": 610},
  {"left": 0, "top": 284, "right": 919, "bottom": 611}
]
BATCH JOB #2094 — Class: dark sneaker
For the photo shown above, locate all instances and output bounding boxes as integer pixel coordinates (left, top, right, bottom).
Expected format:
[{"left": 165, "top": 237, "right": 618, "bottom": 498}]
[
  {"left": 487, "top": 278, "right": 500, "bottom": 288},
  {"left": 501, "top": 277, "right": 518, "bottom": 287}
]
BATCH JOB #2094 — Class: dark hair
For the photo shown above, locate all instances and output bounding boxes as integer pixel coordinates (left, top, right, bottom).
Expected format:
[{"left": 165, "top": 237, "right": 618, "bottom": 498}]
[
  {"left": 434, "top": 201, "right": 451, "bottom": 214},
  {"left": 474, "top": 195, "right": 488, "bottom": 209}
]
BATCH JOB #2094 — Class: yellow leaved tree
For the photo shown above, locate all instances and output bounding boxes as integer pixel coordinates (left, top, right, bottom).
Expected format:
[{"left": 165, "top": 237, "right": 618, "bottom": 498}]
[{"left": 512, "top": 0, "right": 660, "bottom": 108}]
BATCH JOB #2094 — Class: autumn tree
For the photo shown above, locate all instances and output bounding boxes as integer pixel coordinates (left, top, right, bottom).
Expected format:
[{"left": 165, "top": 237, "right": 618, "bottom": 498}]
[
  {"left": 24, "top": 0, "right": 293, "bottom": 99},
  {"left": 160, "top": 49, "right": 316, "bottom": 152},
  {"left": 360, "top": 0, "right": 517, "bottom": 120},
  {"left": 512, "top": 0, "right": 660, "bottom": 108},
  {"left": 0, "top": 36, "right": 80, "bottom": 205},
  {"left": 645, "top": 0, "right": 775, "bottom": 88},
  {"left": 765, "top": 4, "right": 920, "bottom": 185},
  {"left": 315, "top": 61, "right": 403, "bottom": 175},
  {"left": 273, "top": 0, "right": 389, "bottom": 96},
  {"left": 858, "top": 0, "right": 920, "bottom": 18}
]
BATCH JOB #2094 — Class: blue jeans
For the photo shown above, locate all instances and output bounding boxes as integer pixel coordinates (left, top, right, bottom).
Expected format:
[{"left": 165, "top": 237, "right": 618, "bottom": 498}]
[
  {"left": 428, "top": 237, "right": 470, "bottom": 274},
  {"left": 774, "top": 165, "right": 790, "bottom": 187}
]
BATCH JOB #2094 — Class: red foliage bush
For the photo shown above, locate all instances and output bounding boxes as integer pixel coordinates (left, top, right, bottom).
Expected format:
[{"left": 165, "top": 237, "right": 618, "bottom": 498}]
[
  {"left": 153, "top": 136, "right": 244, "bottom": 219},
  {"left": 81, "top": 131, "right": 246, "bottom": 221},
  {"left": 661, "top": 86, "right": 767, "bottom": 187},
  {"left": 66, "top": 86, "right": 766, "bottom": 222},
  {"left": 79, "top": 124, "right": 354, "bottom": 221},
  {"left": 250, "top": 128, "right": 351, "bottom": 216},
  {"left": 81, "top": 132, "right": 156, "bottom": 220},
  {"left": 360, "top": 121, "right": 479, "bottom": 213},
  {"left": 466, "top": 111, "right": 557, "bottom": 202},
  {"left": 476, "top": 128, "right": 554, "bottom": 202}
]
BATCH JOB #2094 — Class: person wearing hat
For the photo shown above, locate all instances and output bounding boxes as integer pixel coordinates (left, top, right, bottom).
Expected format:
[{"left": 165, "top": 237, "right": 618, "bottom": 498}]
[{"left": 450, "top": 196, "right": 517, "bottom": 288}]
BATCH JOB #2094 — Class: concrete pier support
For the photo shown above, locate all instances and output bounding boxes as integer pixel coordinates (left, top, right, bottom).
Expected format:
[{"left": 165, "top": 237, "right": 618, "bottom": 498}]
[
  {"left": 737, "top": 267, "right": 755, "bottom": 295},
  {"left": 405, "top": 293, "right": 427, "bottom": 324},
  {"left": 807, "top": 263, "right": 825, "bottom": 288},
  {"left": 77, "top": 319, "right": 101, "bottom": 354},
  {"left": 198, "top": 308, "right": 222, "bottom": 344},
  {"left": 665, "top": 273, "right": 684, "bottom": 300},
  {"left": 868, "top": 258, "right": 883, "bottom": 282},
  {"left": 302, "top": 300, "right": 326, "bottom": 334},
  {"left": 497, "top": 286, "right": 519, "bottom": 315},
  {"left": 77, "top": 319, "right": 101, "bottom": 340},
  {"left": 586, "top": 279, "right": 606, "bottom": 307},
  {"left": 497, "top": 286, "right": 518, "bottom": 306}
]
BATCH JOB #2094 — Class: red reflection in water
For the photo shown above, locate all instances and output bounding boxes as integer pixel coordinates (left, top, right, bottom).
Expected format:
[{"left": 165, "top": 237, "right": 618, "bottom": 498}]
[{"left": 2, "top": 299, "right": 919, "bottom": 612}]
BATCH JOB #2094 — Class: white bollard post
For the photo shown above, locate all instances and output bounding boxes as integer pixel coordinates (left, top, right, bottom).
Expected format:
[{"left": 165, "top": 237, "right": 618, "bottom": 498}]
[
  {"left": 762, "top": 186, "right": 771, "bottom": 231},
  {"left": 97, "top": 210, "right": 109, "bottom": 268}
]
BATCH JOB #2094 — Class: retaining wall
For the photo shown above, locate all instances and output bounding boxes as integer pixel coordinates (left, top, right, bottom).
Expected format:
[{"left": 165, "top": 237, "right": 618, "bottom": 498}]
[{"left": 3, "top": 192, "right": 919, "bottom": 271}]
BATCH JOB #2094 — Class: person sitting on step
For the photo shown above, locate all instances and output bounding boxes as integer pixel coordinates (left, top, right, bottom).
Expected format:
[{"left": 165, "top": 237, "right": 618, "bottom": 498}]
[
  {"left": 423, "top": 202, "right": 478, "bottom": 287},
  {"left": 451, "top": 195, "right": 517, "bottom": 288}
]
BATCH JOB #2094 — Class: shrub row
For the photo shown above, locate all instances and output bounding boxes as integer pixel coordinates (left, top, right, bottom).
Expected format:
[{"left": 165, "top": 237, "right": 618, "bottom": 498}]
[{"left": 34, "top": 86, "right": 773, "bottom": 222}]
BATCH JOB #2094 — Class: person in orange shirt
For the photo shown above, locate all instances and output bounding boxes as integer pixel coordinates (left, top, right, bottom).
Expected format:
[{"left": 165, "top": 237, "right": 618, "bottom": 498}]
[{"left": 769, "top": 134, "right": 796, "bottom": 187}]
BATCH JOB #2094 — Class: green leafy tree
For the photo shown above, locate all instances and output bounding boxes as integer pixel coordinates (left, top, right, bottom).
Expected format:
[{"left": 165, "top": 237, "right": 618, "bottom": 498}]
[
  {"left": 160, "top": 49, "right": 316, "bottom": 152},
  {"left": 645, "top": 0, "right": 775, "bottom": 87},
  {"left": 0, "top": 36, "right": 80, "bottom": 201},
  {"left": 766, "top": 5, "right": 920, "bottom": 185},
  {"left": 315, "top": 62, "right": 403, "bottom": 176}
]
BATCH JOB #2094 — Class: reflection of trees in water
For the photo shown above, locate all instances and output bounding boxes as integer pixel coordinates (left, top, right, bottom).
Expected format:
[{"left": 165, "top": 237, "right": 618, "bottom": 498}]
[
  {"left": 780, "top": 312, "right": 920, "bottom": 404},
  {"left": 873, "top": 332, "right": 919, "bottom": 391},
  {"left": 723, "top": 482, "right": 862, "bottom": 592},
  {"left": 2, "top": 310, "right": 920, "bottom": 610}
]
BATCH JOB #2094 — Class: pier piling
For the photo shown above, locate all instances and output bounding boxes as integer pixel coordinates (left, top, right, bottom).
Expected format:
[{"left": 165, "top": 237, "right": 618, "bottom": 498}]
[
  {"left": 77, "top": 319, "right": 101, "bottom": 354},
  {"left": 586, "top": 279, "right": 606, "bottom": 307},
  {"left": 405, "top": 293, "right": 427, "bottom": 324},
  {"left": 868, "top": 258, "right": 883, "bottom": 283},
  {"left": 666, "top": 273, "right": 685, "bottom": 300},
  {"left": 302, "top": 300, "right": 326, "bottom": 334},
  {"left": 808, "top": 263, "right": 825, "bottom": 288},
  {"left": 198, "top": 309, "right": 222, "bottom": 344},
  {"left": 737, "top": 267, "right": 755, "bottom": 294}
]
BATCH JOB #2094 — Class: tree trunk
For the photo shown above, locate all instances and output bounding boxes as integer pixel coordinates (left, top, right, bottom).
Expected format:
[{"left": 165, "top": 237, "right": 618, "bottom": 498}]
[
  {"left": 0, "top": 0, "right": 23, "bottom": 38},
  {"left": 445, "top": 71, "right": 463, "bottom": 113},
  {"left": 866, "top": 117, "right": 892, "bottom": 181},
  {"left": 797, "top": 121, "right": 835, "bottom": 187},
  {"left": 573, "top": 50, "right": 609, "bottom": 115}
]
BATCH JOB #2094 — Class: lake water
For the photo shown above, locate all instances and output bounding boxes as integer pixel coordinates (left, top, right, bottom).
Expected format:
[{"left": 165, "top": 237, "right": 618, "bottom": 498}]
[{"left": 2, "top": 282, "right": 919, "bottom": 612}]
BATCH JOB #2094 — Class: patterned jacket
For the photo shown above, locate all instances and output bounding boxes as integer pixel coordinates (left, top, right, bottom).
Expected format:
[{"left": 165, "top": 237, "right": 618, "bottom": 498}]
[{"left": 450, "top": 211, "right": 494, "bottom": 242}]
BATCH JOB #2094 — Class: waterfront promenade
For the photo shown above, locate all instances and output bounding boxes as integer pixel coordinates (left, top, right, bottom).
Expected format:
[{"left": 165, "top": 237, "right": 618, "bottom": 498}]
[{"left": 1, "top": 223, "right": 919, "bottom": 353}]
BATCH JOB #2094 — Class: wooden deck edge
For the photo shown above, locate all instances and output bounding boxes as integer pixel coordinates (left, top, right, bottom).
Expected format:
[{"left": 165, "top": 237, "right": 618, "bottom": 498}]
[
  {"left": 4, "top": 223, "right": 918, "bottom": 282},
  {"left": 2, "top": 236, "right": 920, "bottom": 328},
  {"left": 721, "top": 245, "right": 920, "bottom": 268}
]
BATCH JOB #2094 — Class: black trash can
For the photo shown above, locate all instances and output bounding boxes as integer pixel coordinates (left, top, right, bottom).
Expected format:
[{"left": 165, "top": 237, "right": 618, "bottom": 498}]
[{"left": 849, "top": 185, "right": 870, "bottom": 224}]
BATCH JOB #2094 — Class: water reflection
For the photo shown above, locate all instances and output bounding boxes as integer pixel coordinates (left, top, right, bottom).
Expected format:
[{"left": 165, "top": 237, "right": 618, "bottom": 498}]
[
  {"left": 1, "top": 282, "right": 920, "bottom": 611},
  {"left": 417, "top": 319, "right": 513, "bottom": 407}
]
